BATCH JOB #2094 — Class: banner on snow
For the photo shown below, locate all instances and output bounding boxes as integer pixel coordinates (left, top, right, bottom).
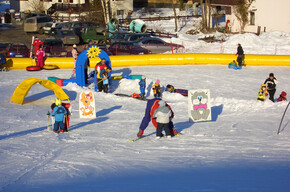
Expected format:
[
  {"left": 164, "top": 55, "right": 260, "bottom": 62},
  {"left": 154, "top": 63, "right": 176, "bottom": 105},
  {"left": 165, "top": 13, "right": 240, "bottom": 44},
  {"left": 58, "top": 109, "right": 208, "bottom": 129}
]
[
  {"left": 188, "top": 89, "right": 211, "bottom": 122},
  {"left": 79, "top": 91, "right": 96, "bottom": 118}
]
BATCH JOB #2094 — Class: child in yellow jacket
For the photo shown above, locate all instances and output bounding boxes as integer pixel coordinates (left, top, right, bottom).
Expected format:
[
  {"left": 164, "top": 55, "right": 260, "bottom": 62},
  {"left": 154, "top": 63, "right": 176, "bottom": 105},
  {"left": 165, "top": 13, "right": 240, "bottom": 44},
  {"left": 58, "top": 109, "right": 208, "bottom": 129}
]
[{"left": 257, "top": 84, "right": 268, "bottom": 102}]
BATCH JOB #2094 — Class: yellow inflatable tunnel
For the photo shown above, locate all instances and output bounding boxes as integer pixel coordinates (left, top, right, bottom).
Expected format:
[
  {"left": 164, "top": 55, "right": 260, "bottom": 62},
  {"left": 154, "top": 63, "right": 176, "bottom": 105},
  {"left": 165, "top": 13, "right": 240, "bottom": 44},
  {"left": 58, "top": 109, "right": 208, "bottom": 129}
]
[{"left": 10, "top": 78, "right": 69, "bottom": 105}]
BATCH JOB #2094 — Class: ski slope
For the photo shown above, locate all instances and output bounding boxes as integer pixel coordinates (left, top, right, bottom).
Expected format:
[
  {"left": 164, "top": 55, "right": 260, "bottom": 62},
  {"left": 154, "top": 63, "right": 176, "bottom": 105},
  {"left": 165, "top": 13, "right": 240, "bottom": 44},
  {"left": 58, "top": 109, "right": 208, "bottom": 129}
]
[
  {"left": 0, "top": 64, "right": 290, "bottom": 192},
  {"left": 1, "top": 8, "right": 290, "bottom": 192}
]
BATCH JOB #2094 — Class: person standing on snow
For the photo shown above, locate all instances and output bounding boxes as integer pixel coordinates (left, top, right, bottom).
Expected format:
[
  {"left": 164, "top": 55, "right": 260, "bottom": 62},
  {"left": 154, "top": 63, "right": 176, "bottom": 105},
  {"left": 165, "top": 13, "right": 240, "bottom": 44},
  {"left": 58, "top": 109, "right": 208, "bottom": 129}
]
[
  {"left": 36, "top": 46, "right": 45, "bottom": 69},
  {"left": 71, "top": 44, "right": 78, "bottom": 69},
  {"left": 236, "top": 44, "right": 244, "bottom": 67},
  {"left": 139, "top": 76, "right": 146, "bottom": 99},
  {"left": 32, "top": 37, "right": 44, "bottom": 58},
  {"left": 153, "top": 100, "right": 173, "bottom": 138},
  {"left": 137, "top": 98, "right": 179, "bottom": 138},
  {"left": 50, "top": 98, "right": 67, "bottom": 133},
  {"left": 152, "top": 80, "right": 161, "bottom": 98},
  {"left": 264, "top": 73, "right": 277, "bottom": 102},
  {"left": 257, "top": 84, "right": 268, "bottom": 102}
]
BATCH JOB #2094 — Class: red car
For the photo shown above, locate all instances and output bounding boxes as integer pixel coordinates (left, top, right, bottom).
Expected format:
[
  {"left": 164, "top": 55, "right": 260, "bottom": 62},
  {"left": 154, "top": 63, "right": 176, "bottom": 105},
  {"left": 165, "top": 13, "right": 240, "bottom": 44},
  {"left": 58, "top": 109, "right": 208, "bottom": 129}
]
[
  {"left": 7, "top": 44, "right": 30, "bottom": 58},
  {"left": 108, "top": 42, "right": 151, "bottom": 55},
  {"left": 43, "top": 39, "right": 68, "bottom": 57}
]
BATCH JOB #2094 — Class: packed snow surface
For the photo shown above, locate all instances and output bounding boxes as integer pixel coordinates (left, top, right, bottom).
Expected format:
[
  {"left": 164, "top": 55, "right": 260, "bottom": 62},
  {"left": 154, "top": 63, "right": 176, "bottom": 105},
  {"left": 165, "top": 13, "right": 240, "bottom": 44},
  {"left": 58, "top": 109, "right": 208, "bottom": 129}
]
[
  {"left": 1, "top": 7, "right": 290, "bottom": 192},
  {"left": 1, "top": 64, "right": 290, "bottom": 192}
]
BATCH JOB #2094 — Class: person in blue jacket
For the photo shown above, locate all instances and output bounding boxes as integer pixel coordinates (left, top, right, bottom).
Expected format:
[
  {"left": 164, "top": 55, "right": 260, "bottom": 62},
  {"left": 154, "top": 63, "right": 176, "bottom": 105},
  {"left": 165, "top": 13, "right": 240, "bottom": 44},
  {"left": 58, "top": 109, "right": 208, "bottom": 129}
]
[
  {"left": 50, "top": 98, "right": 67, "bottom": 133},
  {"left": 139, "top": 76, "right": 146, "bottom": 98},
  {"left": 137, "top": 98, "right": 179, "bottom": 138}
]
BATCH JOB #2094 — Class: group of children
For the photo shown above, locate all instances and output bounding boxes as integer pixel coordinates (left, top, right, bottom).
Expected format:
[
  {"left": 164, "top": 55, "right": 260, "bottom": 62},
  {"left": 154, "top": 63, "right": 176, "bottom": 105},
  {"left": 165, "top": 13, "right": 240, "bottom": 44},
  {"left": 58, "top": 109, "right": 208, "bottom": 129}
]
[{"left": 257, "top": 73, "right": 287, "bottom": 102}]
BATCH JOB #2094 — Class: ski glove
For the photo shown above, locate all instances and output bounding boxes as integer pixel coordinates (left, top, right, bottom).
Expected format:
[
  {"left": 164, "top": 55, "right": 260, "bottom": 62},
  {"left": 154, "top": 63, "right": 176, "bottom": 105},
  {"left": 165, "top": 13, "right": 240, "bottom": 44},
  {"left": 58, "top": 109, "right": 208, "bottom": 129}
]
[{"left": 47, "top": 111, "right": 50, "bottom": 116}]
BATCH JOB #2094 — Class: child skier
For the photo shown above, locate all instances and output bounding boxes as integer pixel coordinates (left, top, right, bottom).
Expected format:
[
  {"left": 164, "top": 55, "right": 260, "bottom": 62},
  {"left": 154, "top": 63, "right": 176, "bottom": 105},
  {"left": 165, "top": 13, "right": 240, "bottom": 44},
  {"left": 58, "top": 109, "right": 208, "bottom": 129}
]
[
  {"left": 36, "top": 46, "right": 45, "bottom": 69},
  {"left": 277, "top": 91, "right": 287, "bottom": 102},
  {"left": 100, "top": 67, "right": 112, "bottom": 93},
  {"left": 139, "top": 76, "right": 146, "bottom": 98},
  {"left": 50, "top": 98, "right": 67, "bottom": 133},
  {"left": 152, "top": 100, "right": 173, "bottom": 138},
  {"left": 152, "top": 80, "right": 161, "bottom": 98},
  {"left": 257, "top": 84, "right": 268, "bottom": 102}
]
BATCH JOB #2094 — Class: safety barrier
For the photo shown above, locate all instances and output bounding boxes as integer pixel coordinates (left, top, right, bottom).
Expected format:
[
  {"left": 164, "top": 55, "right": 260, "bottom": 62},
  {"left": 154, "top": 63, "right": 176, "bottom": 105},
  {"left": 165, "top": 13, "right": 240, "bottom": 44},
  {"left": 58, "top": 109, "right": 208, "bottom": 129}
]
[{"left": 4, "top": 53, "right": 290, "bottom": 69}]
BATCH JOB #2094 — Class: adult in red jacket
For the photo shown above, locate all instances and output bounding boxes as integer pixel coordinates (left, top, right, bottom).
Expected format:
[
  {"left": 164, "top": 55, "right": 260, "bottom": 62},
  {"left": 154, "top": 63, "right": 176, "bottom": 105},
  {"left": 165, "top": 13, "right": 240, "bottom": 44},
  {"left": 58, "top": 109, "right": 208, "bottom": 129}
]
[
  {"left": 32, "top": 37, "right": 44, "bottom": 58},
  {"left": 137, "top": 98, "right": 179, "bottom": 137}
]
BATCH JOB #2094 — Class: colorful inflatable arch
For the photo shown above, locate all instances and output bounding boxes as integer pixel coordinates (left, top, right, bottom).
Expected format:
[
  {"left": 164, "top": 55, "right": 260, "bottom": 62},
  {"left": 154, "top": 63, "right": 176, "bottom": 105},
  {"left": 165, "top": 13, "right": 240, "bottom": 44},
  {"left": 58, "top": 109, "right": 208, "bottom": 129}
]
[
  {"left": 10, "top": 78, "right": 69, "bottom": 105},
  {"left": 66, "top": 45, "right": 111, "bottom": 87}
]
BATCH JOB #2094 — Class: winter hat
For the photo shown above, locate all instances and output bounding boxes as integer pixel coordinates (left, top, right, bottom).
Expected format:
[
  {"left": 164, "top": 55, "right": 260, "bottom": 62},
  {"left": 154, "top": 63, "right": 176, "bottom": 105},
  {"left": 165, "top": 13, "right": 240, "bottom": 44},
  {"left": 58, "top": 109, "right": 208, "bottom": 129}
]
[
  {"left": 55, "top": 98, "right": 62, "bottom": 106},
  {"left": 158, "top": 100, "right": 166, "bottom": 106},
  {"left": 269, "top": 73, "right": 274, "bottom": 77},
  {"left": 73, "top": 44, "right": 77, "bottom": 48},
  {"left": 281, "top": 91, "right": 287, "bottom": 97},
  {"left": 155, "top": 80, "right": 160, "bottom": 84}
]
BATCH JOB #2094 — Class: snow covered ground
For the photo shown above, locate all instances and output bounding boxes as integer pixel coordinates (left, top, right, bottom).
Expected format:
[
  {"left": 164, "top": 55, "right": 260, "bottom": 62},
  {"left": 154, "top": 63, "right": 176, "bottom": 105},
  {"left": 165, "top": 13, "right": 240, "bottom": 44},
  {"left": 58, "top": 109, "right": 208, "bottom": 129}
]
[
  {"left": 1, "top": 64, "right": 290, "bottom": 192},
  {"left": 1, "top": 8, "right": 290, "bottom": 192}
]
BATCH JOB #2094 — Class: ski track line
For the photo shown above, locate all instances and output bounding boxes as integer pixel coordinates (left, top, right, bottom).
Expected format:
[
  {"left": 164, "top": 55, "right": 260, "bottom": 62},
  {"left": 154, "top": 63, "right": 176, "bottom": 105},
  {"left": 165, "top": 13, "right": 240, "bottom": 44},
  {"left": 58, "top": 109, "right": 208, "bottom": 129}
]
[{"left": 1, "top": 145, "right": 63, "bottom": 191}]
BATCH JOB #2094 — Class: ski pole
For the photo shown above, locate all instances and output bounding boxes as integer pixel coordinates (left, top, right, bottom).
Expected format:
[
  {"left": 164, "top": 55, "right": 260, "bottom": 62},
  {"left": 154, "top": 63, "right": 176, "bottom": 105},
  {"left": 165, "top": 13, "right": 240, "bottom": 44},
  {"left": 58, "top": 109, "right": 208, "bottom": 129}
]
[
  {"left": 66, "top": 115, "right": 69, "bottom": 132},
  {"left": 47, "top": 114, "right": 50, "bottom": 132},
  {"left": 277, "top": 101, "right": 290, "bottom": 135}
]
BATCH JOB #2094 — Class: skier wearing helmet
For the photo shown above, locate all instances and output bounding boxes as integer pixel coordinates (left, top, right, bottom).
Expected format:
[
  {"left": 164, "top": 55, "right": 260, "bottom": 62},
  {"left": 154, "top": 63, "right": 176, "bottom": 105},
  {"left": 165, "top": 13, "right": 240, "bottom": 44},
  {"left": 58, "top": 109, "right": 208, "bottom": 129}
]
[{"left": 50, "top": 98, "right": 67, "bottom": 133}]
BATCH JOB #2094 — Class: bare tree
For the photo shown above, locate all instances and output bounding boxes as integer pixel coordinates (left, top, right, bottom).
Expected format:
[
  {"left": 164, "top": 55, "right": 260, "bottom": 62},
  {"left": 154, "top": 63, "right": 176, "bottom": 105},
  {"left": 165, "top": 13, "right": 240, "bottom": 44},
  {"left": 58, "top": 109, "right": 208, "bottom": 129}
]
[
  {"left": 28, "top": 0, "right": 45, "bottom": 13},
  {"left": 173, "top": 0, "right": 178, "bottom": 32},
  {"left": 234, "top": 0, "right": 253, "bottom": 32}
]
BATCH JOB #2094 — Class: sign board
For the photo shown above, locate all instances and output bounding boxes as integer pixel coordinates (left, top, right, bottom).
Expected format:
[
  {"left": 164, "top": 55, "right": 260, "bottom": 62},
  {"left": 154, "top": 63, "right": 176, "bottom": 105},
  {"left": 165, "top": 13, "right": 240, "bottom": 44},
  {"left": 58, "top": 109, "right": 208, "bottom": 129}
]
[
  {"left": 188, "top": 89, "right": 211, "bottom": 122},
  {"left": 79, "top": 91, "right": 96, "bottom": 118}
]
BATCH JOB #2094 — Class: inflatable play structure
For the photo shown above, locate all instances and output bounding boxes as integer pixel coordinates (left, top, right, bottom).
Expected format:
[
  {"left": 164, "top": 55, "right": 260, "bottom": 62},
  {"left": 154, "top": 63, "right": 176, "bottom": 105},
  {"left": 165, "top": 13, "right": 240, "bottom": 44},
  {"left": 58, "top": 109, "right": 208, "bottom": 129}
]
[
  {"left": 56, "top": 45, "right": 111, "bottom": 87},
  {"left": 4, "top": 53, "right": 290, "bottom": 69},
  {"left": 10, "top": 78, "right": 69, "bottom": 105}
]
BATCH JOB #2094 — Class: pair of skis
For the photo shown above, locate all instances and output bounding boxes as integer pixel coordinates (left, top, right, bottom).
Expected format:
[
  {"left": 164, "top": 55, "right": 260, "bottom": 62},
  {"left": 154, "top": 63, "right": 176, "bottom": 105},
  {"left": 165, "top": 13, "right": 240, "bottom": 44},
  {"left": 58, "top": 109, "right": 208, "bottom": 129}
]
[
  {"left": 130, "top": 133, "right": 182, "bottom": 142},
  {"left": 47, "top": 115, "right": 69, "bottom": 133}
]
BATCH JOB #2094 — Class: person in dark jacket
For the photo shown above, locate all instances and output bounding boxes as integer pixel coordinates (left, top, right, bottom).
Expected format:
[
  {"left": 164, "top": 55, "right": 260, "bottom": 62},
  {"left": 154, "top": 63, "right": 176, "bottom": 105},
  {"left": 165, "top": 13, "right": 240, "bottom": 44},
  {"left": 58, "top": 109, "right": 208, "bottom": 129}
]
[
  {"left": 137, "top": 98, "right": 179, "bottom": 138},
  {"left": 236, "top": 44, "right": 244, "bottom": 67},
  {"left": 264, "top": 73, "right": 277, "bottom": 102}
]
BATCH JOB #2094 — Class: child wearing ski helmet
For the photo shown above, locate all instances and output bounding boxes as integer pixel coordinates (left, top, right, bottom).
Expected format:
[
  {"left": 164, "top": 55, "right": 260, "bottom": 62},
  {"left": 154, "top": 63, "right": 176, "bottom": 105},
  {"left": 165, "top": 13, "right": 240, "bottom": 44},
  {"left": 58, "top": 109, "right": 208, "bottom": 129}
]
[
  {"left": 50, "top": 98, "right": 67, "bottom": 133},
  {"left": 264, "top": 73, "right": 277, "bottom": 102},
  {"left": 277, "top": 91, "right": 287, "bottom": 102},
  {"left": 257, "top": 84, "right": 268, "bottom": 102},
  {"left": 153, "top": 100, "right": 173, "bottom": 138},
  {"left": 152, "top": 80, "right": 161, "bottom": 98},
  {"left": 139, "top": 76, "right": 146, "bottom": 98}
]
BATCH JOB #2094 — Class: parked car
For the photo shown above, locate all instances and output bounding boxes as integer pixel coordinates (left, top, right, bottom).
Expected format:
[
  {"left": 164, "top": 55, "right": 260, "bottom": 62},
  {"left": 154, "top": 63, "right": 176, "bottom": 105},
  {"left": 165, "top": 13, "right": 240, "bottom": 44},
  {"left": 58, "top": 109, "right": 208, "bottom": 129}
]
[
  {"left": 82, "top": 26, "right": 109, "bottom": 44},
  {"left": 124, "top": 33, "right": 152, "bottom": 42},
  {"left": 97, "top": 44, "right": 113, "bottom": 56},
  {"left": 24, "top": 16, "right": 54, "bottom": 34},
  {"left": 43, "top": 39, "right": 68, "bottom": 57},
  {"left": 25, "top": 13, "right": 47, "bottom": 19},
  {"left": 108, "top": 42, "right": 151, "bottom": 55},
  {"left": 7, "top": 44, "right": 30, "bottom": 58},
  {"left": 134, "top": 37, "right": 184, "bottom": 54},
  {"left": 54, "top": 21, "right": 99, "bottom": 37},
  {"left": 54, "top": 30, "right": 80, "bottom": 45},
  {"left": 0, "top": 43, "right": 11, "bottom": 55},
  {"left": 43, "top": 22, "right": 61, "bottom": 35}
]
